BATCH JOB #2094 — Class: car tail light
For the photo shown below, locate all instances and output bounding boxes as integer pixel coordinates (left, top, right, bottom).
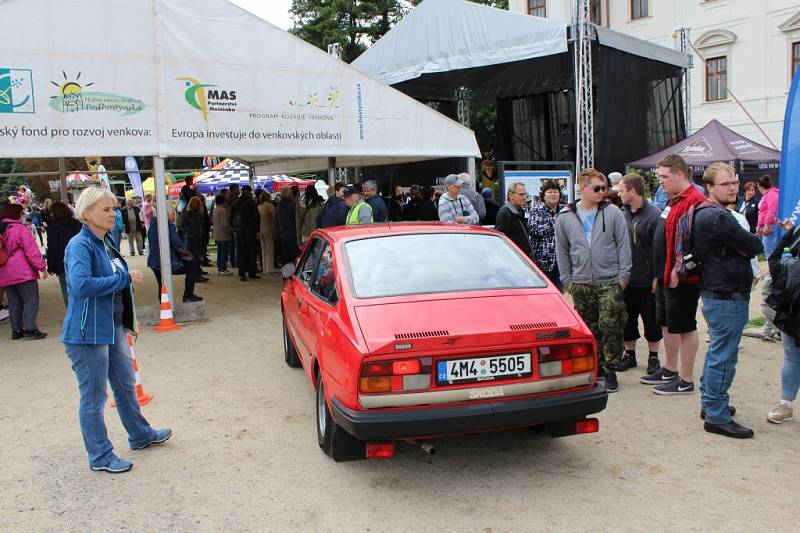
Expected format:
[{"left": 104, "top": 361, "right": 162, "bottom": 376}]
[
  {"left": 538, "top": 344, "right": 595, "bottom": 377},
  {"left": 575, "top": 418, "right": 599, "bottom": 434},
  {"left": 360, "top": 358, "right": 432, "bottom": 393},
  {"left": 366, "top": 442, "right": 395, "bottom": 459}
]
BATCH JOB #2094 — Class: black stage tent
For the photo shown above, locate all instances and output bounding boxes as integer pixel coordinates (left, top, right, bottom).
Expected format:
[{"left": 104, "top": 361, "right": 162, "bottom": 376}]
[{"left": 353, "top": 0, "right": 690, "bottom": 184}]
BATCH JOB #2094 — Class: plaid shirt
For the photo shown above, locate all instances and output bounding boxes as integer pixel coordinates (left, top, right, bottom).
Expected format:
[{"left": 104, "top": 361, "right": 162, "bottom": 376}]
[{"left": 527, "top": 201, "right": 564, "bottom": 273}]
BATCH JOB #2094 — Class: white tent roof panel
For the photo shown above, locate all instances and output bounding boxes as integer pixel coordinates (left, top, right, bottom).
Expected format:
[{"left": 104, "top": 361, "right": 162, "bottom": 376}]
[
  {"left": 0, "top": 0, "right": 479, "bottom": 165},
  {"left": 351, "top": 0, "right": 568, "bottom": 86}
]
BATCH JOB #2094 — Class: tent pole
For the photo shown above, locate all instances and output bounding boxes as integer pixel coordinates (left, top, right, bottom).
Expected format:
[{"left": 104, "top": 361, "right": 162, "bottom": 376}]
[
  {"left": 467, "top": 158, "right": 476, "bottom": 190},
  {"left": 153, "top": 156, "right": 175, "bottom": 306},
  {"left": 58, "top": 157, "right": 67, "bottom": 202},
  {"left": 354, "top": 167, "right": 361, "bottom": 184},
  {"left": 327, "top": 157, "right": 336, "bottom": 186}
]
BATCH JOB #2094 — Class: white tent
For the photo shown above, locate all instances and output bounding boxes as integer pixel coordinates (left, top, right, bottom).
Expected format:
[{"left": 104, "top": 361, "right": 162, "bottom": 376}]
[
  {"left": 351, "top": 0, "right": 689, "bottom": 86},
  {"left": 0, "top": 0, "right": 479, "bottom": 302}
]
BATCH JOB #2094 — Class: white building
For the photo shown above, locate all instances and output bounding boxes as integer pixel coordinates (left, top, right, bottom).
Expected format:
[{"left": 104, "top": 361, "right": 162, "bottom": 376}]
[{"left": 509, "top": 0, "right": 800, "bottom": 148}]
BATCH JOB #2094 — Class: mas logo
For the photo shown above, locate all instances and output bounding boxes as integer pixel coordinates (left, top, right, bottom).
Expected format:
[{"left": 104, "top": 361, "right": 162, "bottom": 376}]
[
  {"left": 0, "top": 68, "right": 35, "bottom": 114},
  {"left": 178, "top": 77, "right": 236, "bottom": 122},
  {"left": 49, "top": 71, "right": 144, "bottom": 115}
]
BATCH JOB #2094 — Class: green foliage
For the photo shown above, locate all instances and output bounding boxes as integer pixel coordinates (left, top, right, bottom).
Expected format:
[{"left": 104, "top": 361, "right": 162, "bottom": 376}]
[
  {"left": 626, "top": 166, "right": 658, "bottom": 198},
  {"left": 0, "top": 159, "right": 28, "bottom": 201},
  {"left": 469, "top": 101, "right": 497, "bottom": 158}
]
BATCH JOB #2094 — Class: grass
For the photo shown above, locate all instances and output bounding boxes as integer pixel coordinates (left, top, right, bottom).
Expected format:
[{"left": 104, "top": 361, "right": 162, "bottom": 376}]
[{"left": 746, "top": 316, "right": 766, "bottom": 328}]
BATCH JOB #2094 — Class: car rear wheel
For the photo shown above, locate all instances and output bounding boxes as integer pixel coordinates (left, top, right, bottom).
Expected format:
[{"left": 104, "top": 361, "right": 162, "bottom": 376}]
[
  {"left": 282, "top": 309, "right": 301, "bottom": 368},
  {"left": 316, "top": 372, "right": 366, "bottom": 462}
]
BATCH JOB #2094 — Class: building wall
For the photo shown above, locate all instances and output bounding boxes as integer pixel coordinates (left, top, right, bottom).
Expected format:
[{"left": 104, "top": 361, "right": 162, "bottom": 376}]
[{"left": 509, "top": 0, "right": 800, "bottom": 148}]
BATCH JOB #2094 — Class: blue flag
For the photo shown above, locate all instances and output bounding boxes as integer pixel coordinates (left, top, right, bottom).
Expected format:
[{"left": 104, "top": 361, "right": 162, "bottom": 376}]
[
  {"left": 125, "top": 156, "right": 143, "bottom": 198},
  {"left": 780, "top": 69, "right": 800, "bottom": 224}
]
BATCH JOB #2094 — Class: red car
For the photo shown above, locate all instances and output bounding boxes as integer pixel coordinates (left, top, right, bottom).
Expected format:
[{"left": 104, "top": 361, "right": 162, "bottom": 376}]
[{"left": 281, "top": 223, "right": 607, "bottom": 461}]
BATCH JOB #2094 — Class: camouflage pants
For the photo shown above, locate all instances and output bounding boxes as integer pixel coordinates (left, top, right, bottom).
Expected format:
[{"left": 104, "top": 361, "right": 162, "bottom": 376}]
[{"left": 571, "top": 281, "right": 627, "bottom": 372}]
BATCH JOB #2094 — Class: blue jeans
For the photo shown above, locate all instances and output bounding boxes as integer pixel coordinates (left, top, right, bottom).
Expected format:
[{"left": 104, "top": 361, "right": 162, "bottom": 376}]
[
  {"left": 110, "top": 230, "right": 123, "bottom": 250},
  {"left": 216, "top": 240, "right": 231, "bottom": 272},
  {"left": 64, "top": 326, "right": 157, "bottom": 468},
  {"left": 762, "top": 225, "right": 780, "bottom": 257},
  {"left": 700, "top": 296, "right": 749, "bottom": 424},
  {"left": 780, "top": 332, "right": 800, "bottom": 402}
]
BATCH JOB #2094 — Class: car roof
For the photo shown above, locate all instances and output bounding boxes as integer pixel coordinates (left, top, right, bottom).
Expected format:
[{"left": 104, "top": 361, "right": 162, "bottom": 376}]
[{"left": 315, "top": 222, "right": 499, "bottom": 244}]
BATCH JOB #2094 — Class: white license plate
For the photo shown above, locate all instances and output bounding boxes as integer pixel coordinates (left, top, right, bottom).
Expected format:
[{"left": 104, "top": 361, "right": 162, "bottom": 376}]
[{"left": 436, "top": 353, "right": 532, "bottom": 385}]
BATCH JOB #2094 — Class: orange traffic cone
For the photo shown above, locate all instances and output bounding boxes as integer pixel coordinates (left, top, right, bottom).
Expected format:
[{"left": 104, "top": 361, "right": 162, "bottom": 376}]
[
  {"left": 112, "top": 334, "right": 153, "bottom": 407},
  {"left": 155, "top": 285, "right": 180, "bottom": 332}
]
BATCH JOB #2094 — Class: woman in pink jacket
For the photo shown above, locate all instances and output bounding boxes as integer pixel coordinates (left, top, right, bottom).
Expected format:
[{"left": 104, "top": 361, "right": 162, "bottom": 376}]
[
  {"left": 757, "top": 174, "right": 781, "bottom": 256},
  {"left": 0, "top": 203, "right": 48, "bottom": 339}
]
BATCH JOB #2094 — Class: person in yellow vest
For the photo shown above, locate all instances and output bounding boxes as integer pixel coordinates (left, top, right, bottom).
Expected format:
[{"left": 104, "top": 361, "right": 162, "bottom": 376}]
[{"left": 344, "top": 186, "right": 373, "bottom": 225}]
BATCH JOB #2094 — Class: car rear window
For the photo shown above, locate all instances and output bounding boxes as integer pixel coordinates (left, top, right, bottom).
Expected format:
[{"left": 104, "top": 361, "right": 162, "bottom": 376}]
[{"left": 344, "top": 232, "right": 546, "bottom": 298}]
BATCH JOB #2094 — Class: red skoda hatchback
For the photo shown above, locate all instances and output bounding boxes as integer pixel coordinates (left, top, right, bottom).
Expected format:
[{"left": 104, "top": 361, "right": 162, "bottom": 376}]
[{"left": 281, "top": 223, "right": 608, "bottom": 461}]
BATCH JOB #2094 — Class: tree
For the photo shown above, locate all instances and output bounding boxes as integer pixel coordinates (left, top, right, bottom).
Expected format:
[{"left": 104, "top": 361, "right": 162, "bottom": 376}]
[{"left": 0, "top": 158, "right": 27, "bottom": 201}]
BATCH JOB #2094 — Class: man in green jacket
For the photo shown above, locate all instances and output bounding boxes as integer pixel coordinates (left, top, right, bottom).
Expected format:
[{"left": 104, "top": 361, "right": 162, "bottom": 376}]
[{"left": 344, "top": 187, "right": 373, "bottom": 225}]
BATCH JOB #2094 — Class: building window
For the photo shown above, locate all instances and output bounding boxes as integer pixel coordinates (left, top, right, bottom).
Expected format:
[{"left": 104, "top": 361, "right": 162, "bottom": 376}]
[
  {"left": 528, "top": 0, "right": 546, "bottom": 18},
  {"left": 590, "top": 0, "right": 602, "bottom": 25},
  {"left": 706, "top": 56, "right": 727, "bottom": 101},
  {"left": 631, "top": 0, "right": 648, "bottom": 20},
  {"left": 793, "top": 42, "right": 800, "bottom": 78}
]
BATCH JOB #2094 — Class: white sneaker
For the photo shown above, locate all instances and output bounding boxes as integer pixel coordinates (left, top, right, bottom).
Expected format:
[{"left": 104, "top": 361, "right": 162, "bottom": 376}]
[
  {"left": 767, "top": 403, "right": 794, "bottom": 424},
  {"left": 0, "top": 307, "right": 9, "bottom": 324}
]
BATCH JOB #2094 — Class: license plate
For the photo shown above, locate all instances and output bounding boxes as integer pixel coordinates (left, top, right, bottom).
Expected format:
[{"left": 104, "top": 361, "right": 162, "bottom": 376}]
[{"left": 436, "top": 353, "right": 531, "bottom": 385}]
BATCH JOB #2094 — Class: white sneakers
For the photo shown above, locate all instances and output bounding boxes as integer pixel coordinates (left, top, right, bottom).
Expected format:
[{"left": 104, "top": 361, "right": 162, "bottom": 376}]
[{"left": 767, "top": 402, "right": 794, "bottom": 424}]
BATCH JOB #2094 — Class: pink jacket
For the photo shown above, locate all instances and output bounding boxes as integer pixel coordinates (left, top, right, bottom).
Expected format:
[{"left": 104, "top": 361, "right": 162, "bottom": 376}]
[
  {"left": 757, "top": 187, "right": 779, "bottom": 227},
  {"left": 0, "top": 219, "right": 46, "bottom": 287},
  {"left": 140, "top": 201, "right": 155, "bottom": 228}
]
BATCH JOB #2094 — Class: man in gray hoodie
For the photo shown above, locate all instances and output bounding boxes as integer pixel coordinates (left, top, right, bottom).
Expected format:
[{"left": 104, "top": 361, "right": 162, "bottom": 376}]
[
  {"left": 555, "top": 168, "right": 632, "bottom": 392},
  {"left": 438, "top": 174, "right": 480, "bottom": 225}
]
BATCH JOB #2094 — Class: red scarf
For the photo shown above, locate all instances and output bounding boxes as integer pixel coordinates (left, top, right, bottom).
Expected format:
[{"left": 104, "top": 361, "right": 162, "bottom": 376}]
[{"left": 663, "top": 185, "right": 707, "bottom": 286}]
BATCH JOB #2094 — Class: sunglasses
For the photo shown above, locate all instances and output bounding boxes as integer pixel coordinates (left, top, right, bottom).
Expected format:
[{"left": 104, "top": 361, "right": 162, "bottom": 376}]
[{"left": 590, "top": 185, "right": 607, "bottom": 193}]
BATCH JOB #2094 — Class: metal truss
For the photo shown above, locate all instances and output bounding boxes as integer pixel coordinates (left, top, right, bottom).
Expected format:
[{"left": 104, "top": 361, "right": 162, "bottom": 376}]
[
  {"left": 674, "top": 27, "right": 693, "bottom": 134},
  {"left": 573, "top": 0, "right": 594, "bottom": 171}
]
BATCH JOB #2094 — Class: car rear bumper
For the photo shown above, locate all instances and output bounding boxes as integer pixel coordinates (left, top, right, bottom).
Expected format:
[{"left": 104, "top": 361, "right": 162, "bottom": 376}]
[{"left": 331, "top": 384, "right": 608, "bottom": 440}]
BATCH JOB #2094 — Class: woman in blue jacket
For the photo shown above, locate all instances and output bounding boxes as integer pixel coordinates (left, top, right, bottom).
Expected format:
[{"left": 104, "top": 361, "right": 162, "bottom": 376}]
[{"left": 62, "top": 187, "right": 171, "bottom": 473}]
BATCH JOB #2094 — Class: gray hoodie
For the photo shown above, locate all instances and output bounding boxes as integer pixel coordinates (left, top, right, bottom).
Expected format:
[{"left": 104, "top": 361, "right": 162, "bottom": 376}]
[{"left": 554, "top": 201, "right": 631, "bottom": 286}]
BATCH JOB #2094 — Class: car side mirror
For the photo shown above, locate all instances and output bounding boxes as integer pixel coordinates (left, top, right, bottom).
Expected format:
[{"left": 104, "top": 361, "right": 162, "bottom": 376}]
[{"left": 281, "top": 263, "right": 296, "bottom": 279}]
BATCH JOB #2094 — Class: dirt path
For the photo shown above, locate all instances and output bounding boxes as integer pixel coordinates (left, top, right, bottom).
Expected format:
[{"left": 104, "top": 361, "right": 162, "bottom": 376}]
[{"left": 0, "top": 256, "right": 796, "bottom": 532}]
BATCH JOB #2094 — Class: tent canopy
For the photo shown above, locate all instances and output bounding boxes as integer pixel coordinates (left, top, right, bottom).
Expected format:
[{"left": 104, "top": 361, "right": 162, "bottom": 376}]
[
  {"left": 0, "top": 0, "right": 479, "bottom": 169},
  {"left": 627, "top": 119, "right": 781, "bottom": 174},
  {"left": 352, "top": 0, "right": 689, "bottom": 89}
]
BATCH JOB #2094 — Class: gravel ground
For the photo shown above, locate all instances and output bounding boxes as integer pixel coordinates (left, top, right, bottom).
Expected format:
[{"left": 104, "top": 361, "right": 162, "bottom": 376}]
[{"left": 0, "top": 255, "right": 796, "bottom": 532}]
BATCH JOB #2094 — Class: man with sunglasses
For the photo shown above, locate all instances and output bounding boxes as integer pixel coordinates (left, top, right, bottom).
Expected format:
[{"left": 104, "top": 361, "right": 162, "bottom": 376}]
[
  {"left": 555, "top": 168, "right": 631, "bottom": 392},
  {"left": 692, "top": 163, "right": 762, "bottom": 438}
]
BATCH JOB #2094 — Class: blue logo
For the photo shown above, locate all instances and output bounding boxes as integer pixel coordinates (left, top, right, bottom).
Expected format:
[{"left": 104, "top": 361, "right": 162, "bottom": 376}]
[{"left": 0, "top": 68, "right": 35, "bottom": 114}]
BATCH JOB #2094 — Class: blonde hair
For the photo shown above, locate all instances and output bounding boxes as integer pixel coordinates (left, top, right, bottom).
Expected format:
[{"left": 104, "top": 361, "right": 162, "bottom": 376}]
[
  {"left": 703, "top": 162, "right": 736, "bottom": 187},
  {"left": 578, "top": 168, "right": 606, "bottom": 186},
  {"left": 75, "top": 186, "right": 118, "bottom": 224}
]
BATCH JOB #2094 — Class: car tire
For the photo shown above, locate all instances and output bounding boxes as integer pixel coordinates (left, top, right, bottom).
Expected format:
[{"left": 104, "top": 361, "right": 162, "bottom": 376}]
[
  {"left": 316, "top": 372, "right": 366, "bottom": 462},
  {"left": 282, "top": 310, "right": 301, "bottom": 368}
]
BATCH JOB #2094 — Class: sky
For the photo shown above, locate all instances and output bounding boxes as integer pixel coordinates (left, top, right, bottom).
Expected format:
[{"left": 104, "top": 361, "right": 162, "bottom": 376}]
[{"left": 229, "top": 0, "right": 294, "bottom": 30}]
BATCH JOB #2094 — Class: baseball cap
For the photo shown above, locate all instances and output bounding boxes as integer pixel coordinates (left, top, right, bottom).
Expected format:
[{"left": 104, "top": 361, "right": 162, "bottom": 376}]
[
  {"left": 342, "top": 186, "right": 359, "bottom": 197},
  {"left": 444, "top": 174, "right": 464, "bottom": 187}
]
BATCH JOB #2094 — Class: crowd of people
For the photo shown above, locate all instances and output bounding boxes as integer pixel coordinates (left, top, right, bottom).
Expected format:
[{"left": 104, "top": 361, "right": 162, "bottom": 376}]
[{"left": 484, "top": 155, "right": 798, "bottom": 439}]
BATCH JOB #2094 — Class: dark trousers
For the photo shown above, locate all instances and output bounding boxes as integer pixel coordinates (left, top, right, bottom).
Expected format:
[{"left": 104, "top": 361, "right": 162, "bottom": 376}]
[
  {"left": 230, "top": 232, "right": 238, "bottom": 267},
  {"left": 279, "top": 235, "right": 299, "bottom": 265},
  {"left": 151, "top": 265, "right": 198, "bottom": 301},
  {"left": 57, "top": 273, "right": 69, "bottom": 307},
  {"left": 5, "top": 279, "right": 40, "bottom": 332},
  {"left": 236, "top": 231, "right": 258, "bottom": 277},
  {"left": 623, "top": 286, "right": 663, "bottom": 343}
]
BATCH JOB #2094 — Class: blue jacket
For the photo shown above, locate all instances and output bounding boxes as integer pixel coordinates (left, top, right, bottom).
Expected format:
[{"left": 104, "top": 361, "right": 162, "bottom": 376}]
[
  {"left": 113, "top": 209, "right": 124, "bottom": 232},
  {"left": 61, "top": 225, "right": 136, "bottom": 345},
  {"left": 147, "top": 219, "right": 184, "bottom": 271},
  {"left": 315, "top": 196, "right": 348, "bottom": 228}
]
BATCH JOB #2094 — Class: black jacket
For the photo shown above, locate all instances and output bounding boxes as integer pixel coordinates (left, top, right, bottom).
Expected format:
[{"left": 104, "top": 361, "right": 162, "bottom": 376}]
[
  {"left": 45, "top": 216, "right": 82, "bottom": 274},
  {"left": 316, "top": 196, "right": 348, "bottom": 228},
  {"left": 736, "top": 194, "right": 761, "bottom": 233},
  {"left": 622, "top": 201, "right": 660, "bottom": 287},
  {"left": 232, "top": 195, "right": 260, "bottom": 234},
  {"left": 693, "top": 204, "right": 763, "bottom": 298},
  {"left": 495, "top": 203, "right": 531, "bottom": 256},
  {"left": 180, "top": 210, "right": 205, "bottom": 255},
  {"left": 276, "top": 199, "right": 297, "bottom": 240},
  {"left": 768, "top": 227, "right": 800, "bottom": 342},
  {"left": 122, "top": 206, "right": 143, "bottom": 233},
  {"left": 482, "top": 200, "right": 499, "bottom": 226},
  {"left": 366, "top": 196, "right": 388, "bottom": 222},
  {"left": 417, "top": 199, "right": 438, "bottom": 221}
]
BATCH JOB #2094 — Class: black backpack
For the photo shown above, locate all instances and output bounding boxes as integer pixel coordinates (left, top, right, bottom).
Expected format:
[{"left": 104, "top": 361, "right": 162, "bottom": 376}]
[
  {"left": 769, "top": 227, "right": 800, "bottom": 306},
  {"left": 673, "top": 201, "right": 716, "bottom": 280}
]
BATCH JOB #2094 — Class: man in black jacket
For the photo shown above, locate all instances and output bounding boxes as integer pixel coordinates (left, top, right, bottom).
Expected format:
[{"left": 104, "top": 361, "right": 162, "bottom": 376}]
[
  {"left": 231, "top": 185, "right": 260, "bottom": 281},
  {"left": 618, "top": 174, "right": 662, "bottom": 374},
  {"left": 316, "top": 183, "right": 348, "bottom": 228},
  {"left": 122, "top": 199, "right": 144, "bottom": 256},
  {"left": 495, "top": 182, "right": 531, "bottom": 256},
  {"left": 694, "top": 162, "right": 763, "bottom": 439}
]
